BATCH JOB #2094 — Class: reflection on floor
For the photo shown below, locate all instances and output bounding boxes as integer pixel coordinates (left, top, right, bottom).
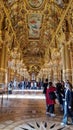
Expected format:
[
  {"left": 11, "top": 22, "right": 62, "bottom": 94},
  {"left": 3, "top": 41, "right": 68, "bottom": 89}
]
[
  {"left": 0, "top": 90, "right": 45, "bottom": 99},
  {"left": 0, "top": 90, "right": 73, "bottom": 130}
]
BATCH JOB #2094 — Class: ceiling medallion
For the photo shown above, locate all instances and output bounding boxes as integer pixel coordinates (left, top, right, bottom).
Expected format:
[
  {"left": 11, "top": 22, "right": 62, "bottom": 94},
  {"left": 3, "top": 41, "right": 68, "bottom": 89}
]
[{"left": 27, "top": 0, "right": 44, "bottom": 8}]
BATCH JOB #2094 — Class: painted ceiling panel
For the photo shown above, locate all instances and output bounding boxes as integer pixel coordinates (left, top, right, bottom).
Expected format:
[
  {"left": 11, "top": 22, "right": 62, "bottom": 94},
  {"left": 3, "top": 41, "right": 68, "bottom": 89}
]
[{"left": 28, "top": 14, "right": 42, "bottom": 38}]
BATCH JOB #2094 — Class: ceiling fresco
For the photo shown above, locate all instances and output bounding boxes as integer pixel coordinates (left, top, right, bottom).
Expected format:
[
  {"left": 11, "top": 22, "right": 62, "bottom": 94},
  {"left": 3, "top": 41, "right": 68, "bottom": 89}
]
[
  {"left": 28, "top": 13, "right": 42, "bottom": 39},
  {"left": 0, "top": 0, "right": 72, "bottom": 75}
]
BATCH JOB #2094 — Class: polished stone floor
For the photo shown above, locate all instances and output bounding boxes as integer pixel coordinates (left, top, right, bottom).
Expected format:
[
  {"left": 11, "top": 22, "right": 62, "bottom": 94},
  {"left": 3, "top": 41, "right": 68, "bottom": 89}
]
[{"left": 0, "top": 90, "right": 73, "bottom": 130}]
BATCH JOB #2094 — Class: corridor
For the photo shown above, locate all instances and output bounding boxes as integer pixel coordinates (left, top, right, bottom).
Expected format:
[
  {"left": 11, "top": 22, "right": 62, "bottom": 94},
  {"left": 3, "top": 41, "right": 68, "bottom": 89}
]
[{"left": 0, "top": 0, "right": 73, "bottom": 129}]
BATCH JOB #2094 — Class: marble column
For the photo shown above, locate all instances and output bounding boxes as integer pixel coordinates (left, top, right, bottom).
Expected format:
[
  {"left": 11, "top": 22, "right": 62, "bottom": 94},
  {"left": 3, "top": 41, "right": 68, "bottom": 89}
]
[
  {"left": 71, "top": 52, "right": 73, "bottom": 85},
  {"left": 5, "top": 47, "right": 8, "bottom": 88},
  {"left": 0, "top": 44, "right": 5, "bottom": 83},
  {"left": 58, "top": 68, "right": 62, "bottom": 81},
  {"left": 8, "top": 68, "right": 15, "bottom": 82},
  {"left": 65, "top": 44, "right": 72, "bottom": 82},
  {"left": 0, "top": 44, "right": 8, "bottom": 84},
  {"left": 53, "top": 65, "right": 58, "bottom": 84},
  {"left": 48, "top": 69, "right": 53, "bottom": 82},
  {"left": 70, "top": 45, "right": 73, "bottom": 85},
  {"left": 60, "top": 44, "right": 66, "bottom": 81}
]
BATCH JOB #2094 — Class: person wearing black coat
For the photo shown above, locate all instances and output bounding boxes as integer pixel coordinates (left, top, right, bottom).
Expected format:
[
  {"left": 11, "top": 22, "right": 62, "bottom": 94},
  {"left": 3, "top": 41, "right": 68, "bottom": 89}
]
[
  {"left": 56, "top": 80, "right": 65, "bottom": 111},
  {"left": 43, "top": 78, "right": 48, "bottom": 114},
  {"left": 61, "top": 81, "right": 73, "bottom": 126},
  {"left": 43, "top": 78, "right": 48, "bottom": 94}
]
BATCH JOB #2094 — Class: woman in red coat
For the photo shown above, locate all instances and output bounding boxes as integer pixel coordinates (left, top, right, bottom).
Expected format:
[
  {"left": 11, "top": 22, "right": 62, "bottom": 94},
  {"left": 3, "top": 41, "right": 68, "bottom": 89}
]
[{"left": 46, "top": 82, "right": 56, "bottom": 117}]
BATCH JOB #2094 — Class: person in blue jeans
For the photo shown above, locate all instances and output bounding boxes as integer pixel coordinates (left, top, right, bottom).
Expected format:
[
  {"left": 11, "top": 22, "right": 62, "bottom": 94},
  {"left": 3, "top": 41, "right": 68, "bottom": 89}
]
[{"left": 61, "top": 80, "right": 73, "bottom": 126}]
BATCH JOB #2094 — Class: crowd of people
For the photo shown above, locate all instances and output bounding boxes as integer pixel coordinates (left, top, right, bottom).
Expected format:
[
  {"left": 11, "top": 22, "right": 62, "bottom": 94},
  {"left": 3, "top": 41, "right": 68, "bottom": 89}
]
[
  {"left": 7, "top": 79, "right": 43, "bottom": 93},
  {"left": 43, "top": 79, "right": 73, "bottom": 126},
  {"left": 7, "top": 78, "right": 73, "bottom": 126}
]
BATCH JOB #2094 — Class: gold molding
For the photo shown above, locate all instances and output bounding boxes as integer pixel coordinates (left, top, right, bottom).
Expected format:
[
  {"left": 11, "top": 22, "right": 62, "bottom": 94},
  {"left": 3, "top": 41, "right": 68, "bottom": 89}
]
[
  {"left": 50, "top": 0, "right": 73, "bottom": 46},
  {"left": 0, "top": 0, "right": 19, "bottom": 48}
]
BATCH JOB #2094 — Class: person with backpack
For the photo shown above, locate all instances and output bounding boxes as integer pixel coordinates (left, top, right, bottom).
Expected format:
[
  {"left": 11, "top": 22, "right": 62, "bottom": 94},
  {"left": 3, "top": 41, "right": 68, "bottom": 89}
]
[{"left": 46, "top": 82, "right": 57, "bottom": 117}]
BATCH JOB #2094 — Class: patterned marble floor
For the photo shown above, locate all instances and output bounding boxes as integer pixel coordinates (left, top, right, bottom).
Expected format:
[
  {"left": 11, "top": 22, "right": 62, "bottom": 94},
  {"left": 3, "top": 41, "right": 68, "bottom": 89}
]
[
  {"left": 0, "top": 91, "right": 73, "bottom": 130},
  {"left": 0, "top": 117, "right": 73, "bottom": 130}
]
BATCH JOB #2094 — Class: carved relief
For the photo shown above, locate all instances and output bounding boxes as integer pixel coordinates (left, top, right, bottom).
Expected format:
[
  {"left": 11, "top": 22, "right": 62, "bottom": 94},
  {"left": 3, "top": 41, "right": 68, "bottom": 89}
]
[{"left": 51, "top": 48, "right": 60, "bottom": 60}]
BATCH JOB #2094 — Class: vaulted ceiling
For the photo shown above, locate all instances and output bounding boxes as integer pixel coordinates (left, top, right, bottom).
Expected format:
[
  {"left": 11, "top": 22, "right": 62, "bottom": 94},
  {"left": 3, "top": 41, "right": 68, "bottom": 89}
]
[{"left": 0, "top": 0, "right": 72, "bottom": 76}]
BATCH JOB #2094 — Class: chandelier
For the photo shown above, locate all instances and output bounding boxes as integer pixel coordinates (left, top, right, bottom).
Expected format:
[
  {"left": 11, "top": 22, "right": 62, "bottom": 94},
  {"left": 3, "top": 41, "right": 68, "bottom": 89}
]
[
  {"left": 8, "top": 48, "right": 30, "bottom": 77},
  {"left": 8, "top": 48, "right": 24, "bottom": 74},
  {"left": 8, "top": 59, "right": 23, "bottom": 72}
]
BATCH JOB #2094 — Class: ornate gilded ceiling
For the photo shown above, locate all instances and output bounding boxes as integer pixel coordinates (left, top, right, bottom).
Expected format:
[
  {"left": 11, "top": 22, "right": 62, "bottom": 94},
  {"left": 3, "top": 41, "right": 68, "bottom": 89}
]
[{"left": 0, "top": 0, "right": 73, "bottom": 75}]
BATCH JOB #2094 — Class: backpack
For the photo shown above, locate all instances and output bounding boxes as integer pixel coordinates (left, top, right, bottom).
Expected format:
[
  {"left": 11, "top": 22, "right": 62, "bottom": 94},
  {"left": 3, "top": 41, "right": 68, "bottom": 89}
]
[{"left": 49, "top": 91, "right": 57, "bottom": 100}]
